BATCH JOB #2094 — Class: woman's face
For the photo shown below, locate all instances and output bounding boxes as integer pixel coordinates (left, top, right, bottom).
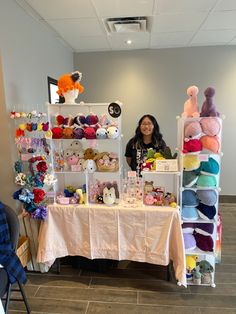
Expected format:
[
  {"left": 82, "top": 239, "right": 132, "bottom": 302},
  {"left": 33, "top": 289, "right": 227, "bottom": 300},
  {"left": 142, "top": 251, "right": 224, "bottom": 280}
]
[{"left": 140, "top": 117, "right": 154, "bottom": 136}]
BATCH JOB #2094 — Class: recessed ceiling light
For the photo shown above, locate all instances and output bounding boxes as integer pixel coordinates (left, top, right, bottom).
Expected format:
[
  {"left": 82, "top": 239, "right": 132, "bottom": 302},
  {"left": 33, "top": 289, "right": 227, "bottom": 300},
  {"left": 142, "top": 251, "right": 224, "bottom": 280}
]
[{"left": 125, "top": 40, "right": 132, "bottom": 45}]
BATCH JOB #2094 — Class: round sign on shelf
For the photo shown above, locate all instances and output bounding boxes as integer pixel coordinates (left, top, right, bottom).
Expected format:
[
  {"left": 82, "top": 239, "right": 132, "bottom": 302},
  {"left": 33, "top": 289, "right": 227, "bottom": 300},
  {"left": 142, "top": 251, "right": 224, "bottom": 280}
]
[{"left": 108, "top": 102, "right": 121, "bottom": 118}]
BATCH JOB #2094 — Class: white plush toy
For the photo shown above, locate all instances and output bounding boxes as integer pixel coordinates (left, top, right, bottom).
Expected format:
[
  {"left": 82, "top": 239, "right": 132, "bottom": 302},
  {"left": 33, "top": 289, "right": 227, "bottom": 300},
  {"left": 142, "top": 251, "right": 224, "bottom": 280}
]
[
  {"left": 63, "top": 148, "right": 74, "bottom": 170},
  {"left": 107, "top": 126, "right": 119, "bottom": 139},
  {"left": 103, "top": 187, "right": 116, "bottom": 205},
  {"left": 70, "top": 140, "right": 83, "bottom": 151},
  {"left": 83, "top": 159, "right": 97, "bottom": 173}
]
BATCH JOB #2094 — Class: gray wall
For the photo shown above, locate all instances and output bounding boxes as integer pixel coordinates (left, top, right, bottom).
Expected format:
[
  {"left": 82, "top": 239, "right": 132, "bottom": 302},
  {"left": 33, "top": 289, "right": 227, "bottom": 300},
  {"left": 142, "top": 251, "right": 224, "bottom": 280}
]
[
  {"left": 74, "top": 47, "right": 236, "bottom": 195},
  {"left": 0, "top": 0, "right": 73, "bottom": 206}
]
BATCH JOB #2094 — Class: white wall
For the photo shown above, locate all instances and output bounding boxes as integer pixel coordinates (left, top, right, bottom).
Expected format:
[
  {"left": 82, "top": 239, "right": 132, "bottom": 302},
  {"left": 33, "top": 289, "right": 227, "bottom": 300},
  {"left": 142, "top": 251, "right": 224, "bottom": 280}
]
[
  {"left": 0, "top": 0, "right": 73, "bottom": 206},
  {"left": 74, "top": 47, "right": 236, "bottom": 195}
]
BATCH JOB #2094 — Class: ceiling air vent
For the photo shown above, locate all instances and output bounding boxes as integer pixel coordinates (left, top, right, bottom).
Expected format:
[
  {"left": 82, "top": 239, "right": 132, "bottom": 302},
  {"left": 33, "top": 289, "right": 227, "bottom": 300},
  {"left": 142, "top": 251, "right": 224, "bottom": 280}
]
[{"left": 106, "top": 16, "right": 147, "bottom": 33}]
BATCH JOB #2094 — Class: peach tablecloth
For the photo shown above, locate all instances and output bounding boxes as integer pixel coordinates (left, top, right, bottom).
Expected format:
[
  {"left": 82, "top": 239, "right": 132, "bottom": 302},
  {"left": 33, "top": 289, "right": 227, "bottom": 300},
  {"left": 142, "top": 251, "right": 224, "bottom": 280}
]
[{"left": 37, "top": 203, "right": 186, "bottom": 286}]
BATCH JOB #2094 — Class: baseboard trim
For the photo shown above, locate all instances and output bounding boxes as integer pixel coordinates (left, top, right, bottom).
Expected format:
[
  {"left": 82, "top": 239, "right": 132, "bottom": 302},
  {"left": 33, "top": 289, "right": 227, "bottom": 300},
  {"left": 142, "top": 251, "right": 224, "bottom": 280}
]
[{"left": 219, "top": 195, "right": 236, "bottom": 203}]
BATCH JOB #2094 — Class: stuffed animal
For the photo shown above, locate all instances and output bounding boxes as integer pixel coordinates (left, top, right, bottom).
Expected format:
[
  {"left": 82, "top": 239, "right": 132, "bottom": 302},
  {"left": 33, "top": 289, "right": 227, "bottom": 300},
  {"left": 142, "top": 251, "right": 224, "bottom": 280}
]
[
  {"left": 183, "top": 139, "right": 202, "bottom": 154},
  {"left": 51, "top": 127, "right": 63, "bottom": 139},
  {"left": 62, "top": 127, "right": 74, "bottom": 139},
  {"left": 96, "top": 127, "right": 107, "bottom": 139},
  {"left": 73, "top": 127, "right": 84, "bottom": 139},
  {"left": 196, "top": 189, "right": 217, "bottom": 207},
  {"left": 183, "top": 155, "right": 200, "bottom": 171},
  {"left": 84, "top": 127, "right": 96, "bottom": 139},
  {"left": 186, "top": 255, "right": 198, "bottom": 282},
  {"left": 70, "top": 140, "right": 83, "bottom": 152},
  {"left": 160, "top": 146, "right": 177, "bottom": 159},
  {"left": 83, "top": 159, "right": 97, "bottom": 173},
  {"left": 103, "top": 187, "right": 116, "bottom": 205},
  {"left": 200, "top": 117, "right": 221, "bottom": 136},
  {"left": 198, "top": 260, "right": 214, "bottom": 285},
  {"left": 144, "top": 194, "right": 155, "bottom": 205},
  {"left": 107, "top": 126, "right": 119, "bottom": 139},
  {"left": 184, "top": 121, "right": 202, "bottom": 139},
  {"left": 200, "top": 135, "right": 220, "bottom": 154},
  {"left": 74, "top": 113, "right": 86, "bottom": 127},
  {"left": 200, "top": 87, "right": 220, "bottom": 117},
  {"left": 57, "top": 71, "right": 84, "bottom": 104},
  {"left": 182, "top": 86, "right": 200, "bottom": 118},
  {"left": 144, "top": 181, "right": 154, "bottom": 194},
  {"left": 84, "top": 148, "right": 96, "bottom": 160}
]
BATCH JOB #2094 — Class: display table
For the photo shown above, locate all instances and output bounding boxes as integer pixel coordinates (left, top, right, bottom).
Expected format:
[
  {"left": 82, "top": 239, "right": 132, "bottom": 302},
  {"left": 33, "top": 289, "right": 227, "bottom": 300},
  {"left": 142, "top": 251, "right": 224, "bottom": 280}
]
[{"left": 37, "top": 203, "right": 186, "bottom": 286}]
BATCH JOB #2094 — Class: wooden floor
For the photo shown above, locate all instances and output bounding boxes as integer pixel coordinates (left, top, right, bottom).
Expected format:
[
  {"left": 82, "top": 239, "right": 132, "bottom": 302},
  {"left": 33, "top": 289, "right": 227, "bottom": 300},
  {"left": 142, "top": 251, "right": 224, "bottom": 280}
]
[{"left": 8, "top": 203, "right": 236, "bottom": 314}]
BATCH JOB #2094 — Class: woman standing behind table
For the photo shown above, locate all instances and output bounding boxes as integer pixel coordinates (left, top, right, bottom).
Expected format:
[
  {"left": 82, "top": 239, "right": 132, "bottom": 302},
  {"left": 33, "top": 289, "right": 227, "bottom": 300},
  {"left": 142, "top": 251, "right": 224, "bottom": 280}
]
[{"left": 125, "top": 114, "right": 166, "bottom": 176}]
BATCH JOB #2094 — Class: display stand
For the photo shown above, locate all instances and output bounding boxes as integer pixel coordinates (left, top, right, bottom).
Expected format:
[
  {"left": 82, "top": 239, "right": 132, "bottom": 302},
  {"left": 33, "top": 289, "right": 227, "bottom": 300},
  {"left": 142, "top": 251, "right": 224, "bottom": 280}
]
[
  {"left": 47, "top": 102, "right": 122, "bottom": 207},
  {"left": 178, "top": 116, "right": 223, "bottom": 287}
]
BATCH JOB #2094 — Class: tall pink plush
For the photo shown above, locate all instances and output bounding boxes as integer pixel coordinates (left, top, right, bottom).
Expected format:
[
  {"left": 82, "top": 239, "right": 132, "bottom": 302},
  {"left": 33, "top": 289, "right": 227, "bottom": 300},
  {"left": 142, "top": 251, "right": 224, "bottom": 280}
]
[{"left": 182, "top": 86, "right": 200, "bottom": 118}]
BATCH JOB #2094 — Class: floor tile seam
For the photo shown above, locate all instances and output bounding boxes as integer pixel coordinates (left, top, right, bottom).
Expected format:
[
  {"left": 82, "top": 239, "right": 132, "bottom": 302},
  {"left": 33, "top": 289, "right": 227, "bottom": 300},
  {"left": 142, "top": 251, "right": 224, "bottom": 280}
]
[
  {"left": 89, "top": 277, "right": 172, "bottom": 283},
  {"left": 84, "top": 301, "right": 90, "bottom": 314},
  {"left": 89, "top": 286, "right": 190, "bottom": 293},
  {"left": 35, "top": 284, "right": 139, "bottom": 293},
  {"left": 27, "top": 295, "right": 89, "bottom": 304},
  {"left": 28, "top": 296, "right": 138, "bottom": 305},
  {"left": 138, "top": 301, "right": 236, "bottom": 309}
]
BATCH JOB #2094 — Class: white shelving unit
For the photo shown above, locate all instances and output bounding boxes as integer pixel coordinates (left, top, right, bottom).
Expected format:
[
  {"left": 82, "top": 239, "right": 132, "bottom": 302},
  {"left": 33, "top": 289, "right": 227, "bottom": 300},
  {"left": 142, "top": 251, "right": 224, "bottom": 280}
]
[
  {"left": 178, "top": 116, "right": 223, "bottom": 287},
  {"left": 47, "top": 102, "right": 122, "bottom": 206}
]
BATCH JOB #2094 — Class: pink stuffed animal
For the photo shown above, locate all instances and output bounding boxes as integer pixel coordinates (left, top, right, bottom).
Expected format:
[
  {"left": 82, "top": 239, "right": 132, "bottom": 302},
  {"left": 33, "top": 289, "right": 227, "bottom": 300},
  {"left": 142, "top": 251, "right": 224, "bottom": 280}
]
[
  {"left": 200, "top": 87, "right": 220, "bottom": 117},
  {"left": 182, "top": 86, "right": 200, "bottom": 118}
]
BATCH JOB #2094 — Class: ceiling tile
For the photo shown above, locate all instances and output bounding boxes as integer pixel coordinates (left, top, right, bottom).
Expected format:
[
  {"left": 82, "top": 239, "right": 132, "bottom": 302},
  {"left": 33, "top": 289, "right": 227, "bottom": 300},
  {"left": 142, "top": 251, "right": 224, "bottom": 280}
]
[
  {"left": 107, "top": 32, "right": 150, "bottom": 50},
  {"left": 150, "top": 31, "right": 194, "bottom": 47},
  {"left": 213, "top": 0, "right": 236, "bottom": 11},
  {"left": 190, "top": 29, "right": 236, "bottom": 44},
  {"left": 71, "top": 36, "right": 110, "bottom": 51},
  {"left": 202, "top": 11, "right": 236, "bottom": 29},
  {"left": 155, "top": 0, "right": 217, "bottom": 14},
  {"left": 91, "top": 0, "right": 154, "bottom": 18},
  {"left": 152, "top": 13, "right": 207, "bottom": 33},
  {"left": 47, "top": 18, "right": 104, "bottom": 37},
  {"left": 25, "top": 0, "right": 96, "bottom": 19}
]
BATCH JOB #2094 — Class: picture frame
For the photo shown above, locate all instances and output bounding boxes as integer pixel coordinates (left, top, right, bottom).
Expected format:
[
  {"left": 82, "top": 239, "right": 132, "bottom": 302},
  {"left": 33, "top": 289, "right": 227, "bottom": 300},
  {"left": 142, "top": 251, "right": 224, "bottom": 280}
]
[{"left": 47, "top": 76, "right": 64, "bottom": 104}]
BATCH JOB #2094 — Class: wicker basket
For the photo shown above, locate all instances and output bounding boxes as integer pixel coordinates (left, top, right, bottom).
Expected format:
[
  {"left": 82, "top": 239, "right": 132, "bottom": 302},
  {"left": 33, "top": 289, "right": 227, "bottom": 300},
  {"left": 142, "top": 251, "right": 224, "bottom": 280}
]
[
  {"left": 16, "top": 236, "right": 30, "bottom": 267},
  {"left": 94, "top": 152, "right": 119, "bottom": 172}
]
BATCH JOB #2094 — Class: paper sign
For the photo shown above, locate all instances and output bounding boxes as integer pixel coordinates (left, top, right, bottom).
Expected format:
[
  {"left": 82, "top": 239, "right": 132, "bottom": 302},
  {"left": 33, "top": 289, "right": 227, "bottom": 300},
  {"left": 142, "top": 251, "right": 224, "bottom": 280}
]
[{"left": 156, "top": 159, "right": 178, "bottom": 172}]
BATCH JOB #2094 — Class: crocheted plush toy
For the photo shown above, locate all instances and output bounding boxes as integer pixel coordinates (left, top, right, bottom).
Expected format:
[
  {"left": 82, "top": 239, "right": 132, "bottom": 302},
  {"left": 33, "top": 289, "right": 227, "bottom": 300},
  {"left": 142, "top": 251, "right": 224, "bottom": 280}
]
[
  {"left": 198, "top": 260, "right": 214, "bottom": 285},
  {"left": 182, "top": 86, "right": 200, "bottom": 118},
  {"left": 200, "top": 87, "right": 220, "bottom": 117}
]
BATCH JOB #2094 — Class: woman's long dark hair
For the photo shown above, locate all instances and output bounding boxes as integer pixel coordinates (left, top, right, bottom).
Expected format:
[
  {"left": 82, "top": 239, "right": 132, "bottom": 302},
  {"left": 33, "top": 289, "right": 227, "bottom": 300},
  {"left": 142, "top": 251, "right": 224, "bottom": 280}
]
[{"left": 132, "top": 114, "right": 164, "bottom": 149}]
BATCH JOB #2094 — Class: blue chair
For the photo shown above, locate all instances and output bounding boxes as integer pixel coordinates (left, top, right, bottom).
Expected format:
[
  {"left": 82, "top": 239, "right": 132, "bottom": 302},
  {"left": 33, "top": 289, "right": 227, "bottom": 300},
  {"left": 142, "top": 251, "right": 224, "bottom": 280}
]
[{"left": 0, "top": 203, "right": 31, "bottom": 313}]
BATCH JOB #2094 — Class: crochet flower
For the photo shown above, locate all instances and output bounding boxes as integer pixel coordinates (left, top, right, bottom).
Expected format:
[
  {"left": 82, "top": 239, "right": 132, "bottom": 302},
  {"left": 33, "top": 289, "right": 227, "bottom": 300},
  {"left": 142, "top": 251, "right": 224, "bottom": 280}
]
[
  {"left": 31, "top": 205, "right": 47, "bottom": 220},
  {"left": 36, "top": 161, "right": 48, "bottom": 173},
  {"left": 19, "top": 188, "right": 34, "bottom": 203},
  {"left": 24, "top": 201, "right": 36, "bottom": 213},
  {"left": 33, "top": 188, "right": 45, "bottom": 203},
  {"left": 43, "top": 174, "right": 57, "bottom": 186},
  {"left": 13, "top": 188, "right": 22, "bottom": 200}
]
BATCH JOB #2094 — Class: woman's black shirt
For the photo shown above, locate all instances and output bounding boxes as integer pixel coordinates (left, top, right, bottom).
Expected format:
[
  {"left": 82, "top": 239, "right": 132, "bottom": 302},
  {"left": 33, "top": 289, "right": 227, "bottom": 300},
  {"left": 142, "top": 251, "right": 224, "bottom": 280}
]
[{"left": 125, "top": 139, "right": 166, "bottom": 175}]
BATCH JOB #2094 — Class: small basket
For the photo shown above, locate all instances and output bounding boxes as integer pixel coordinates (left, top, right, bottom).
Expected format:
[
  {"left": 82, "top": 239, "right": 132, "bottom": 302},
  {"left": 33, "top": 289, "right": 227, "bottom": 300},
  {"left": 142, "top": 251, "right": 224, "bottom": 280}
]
[
  {"left": 96, "top": 161, "right": 119, "bottom": 172},
  {"left": 16, "top": 236, "right": 30, "bottom": 268}
]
